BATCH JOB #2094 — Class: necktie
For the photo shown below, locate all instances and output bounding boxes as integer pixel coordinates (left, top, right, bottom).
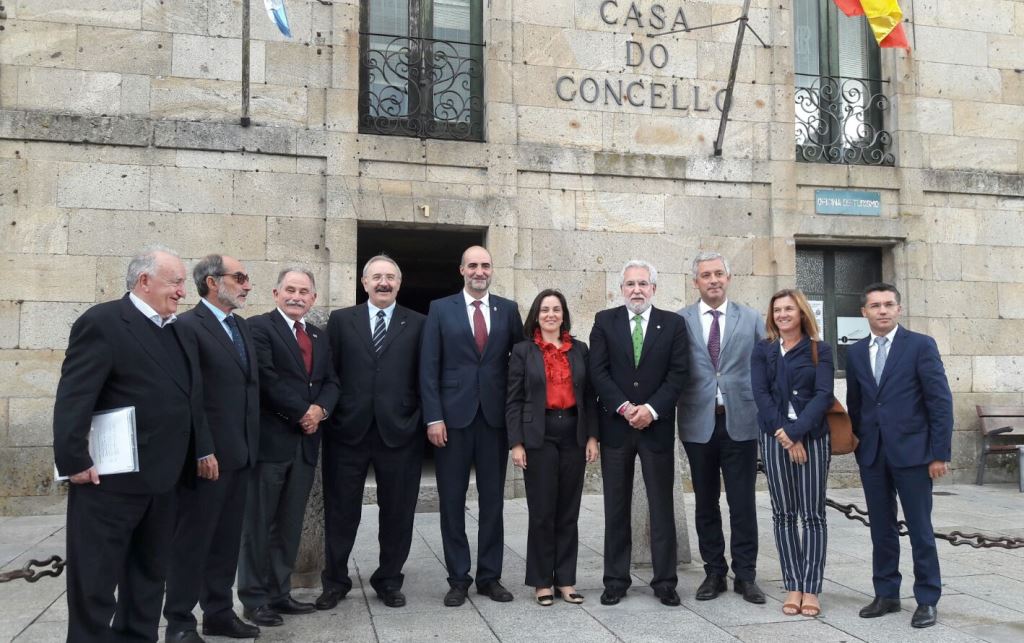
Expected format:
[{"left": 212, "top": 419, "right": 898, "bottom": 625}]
[
  {"left": 708, "top": 309, "right": 722, "bottom": 370},
  {"left": 294, "top": 321, "right": 313, "bottom": 375},
  {"left": 472, "top": 300, "right": 488, "bottom": 354},
  {"left": 632, "top": 314, "right": 644, "bottom": 366},
  {"left": 873, "top": 336, "right": 888, "bottom": 384},
  {"left": 224, "top": 315, "right": 249, "bottom": 374},
  {"left": 372, "top": 309, "right": 386, "bottom": 354}
]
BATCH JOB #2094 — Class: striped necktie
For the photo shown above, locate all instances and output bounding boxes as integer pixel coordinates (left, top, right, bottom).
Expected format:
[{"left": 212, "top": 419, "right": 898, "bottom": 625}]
[{"left": 372, "top": 309, "right": 386, "bottom": 354}]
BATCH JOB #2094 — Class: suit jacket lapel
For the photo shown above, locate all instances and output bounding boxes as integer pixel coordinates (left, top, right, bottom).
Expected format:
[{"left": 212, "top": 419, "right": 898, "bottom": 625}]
[
  {"left": 615, "top": 307, "right": 635, "bottom": 367},
  {"left": 196, "top": 303, "right": 248, "bottom": 376},
  {"left": 638, "top": 307, "right": 662, "bottom": 367},
  {"left": 876, "top": 327, "right": 908, "bottom": 392},
  {"left": 482, "top": 299, "right": 503, "bottom": 359},
  {"left": 719, "top": 302, "right": 740, "bottom": 356},
  {"left": 854, "top": 337, "right": 877, "bottom": 394},
  {"left": 271, "top": 310, "right": 307, "bottom": 373},
  {"left": 237, "top": 315, "right": 258, "bottom": 381},
  {"left": 683, "top": 305, "right": 711, "bottom": 367},
  {"left": 120, "top": 298, "right": 189, "bottom": 394},
  {"left": 379, "top": 306, "right": 409, "bottom": 357},
  {"left": 451, "top": 295, "right": 477, "bottom": 355},
  {"left": 351, "top": 304, "right": 375, "bottom": 357}
]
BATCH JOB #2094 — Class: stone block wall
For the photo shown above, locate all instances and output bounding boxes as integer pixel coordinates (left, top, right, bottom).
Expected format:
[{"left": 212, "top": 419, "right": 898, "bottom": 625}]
[{"left": 1, "top": 0, "right": 1023, "bottom": 511}]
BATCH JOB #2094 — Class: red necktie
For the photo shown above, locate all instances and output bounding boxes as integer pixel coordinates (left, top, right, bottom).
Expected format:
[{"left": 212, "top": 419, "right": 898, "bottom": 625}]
[
  {"left": 472, "top": 300, "right": 488, "bottom": 354},
  {"left": 294, "top": 321, "right": 313, "bottom": 374}
]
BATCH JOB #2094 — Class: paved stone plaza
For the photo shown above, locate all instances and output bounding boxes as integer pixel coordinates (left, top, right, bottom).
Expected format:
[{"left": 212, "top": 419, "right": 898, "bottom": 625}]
[{"left": 1, "top": 484, "right": 1022, "bottom": 642}]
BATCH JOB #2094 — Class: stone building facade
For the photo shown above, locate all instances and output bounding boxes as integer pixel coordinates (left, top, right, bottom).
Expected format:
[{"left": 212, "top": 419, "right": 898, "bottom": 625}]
[{"left": 1, "top": 0, "right": 1023, "bottom": 515}]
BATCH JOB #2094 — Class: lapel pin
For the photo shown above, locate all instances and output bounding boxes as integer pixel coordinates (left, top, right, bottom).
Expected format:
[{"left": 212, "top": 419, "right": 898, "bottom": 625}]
[
  {"left": 656, "top": 325, "right": 661, "bottom": 330},
  {"left": 493, "top": 306, "right": 498, "bottom": 311},
  {"left": 401, "top": 320, "right": 406, "bottom": 325}
]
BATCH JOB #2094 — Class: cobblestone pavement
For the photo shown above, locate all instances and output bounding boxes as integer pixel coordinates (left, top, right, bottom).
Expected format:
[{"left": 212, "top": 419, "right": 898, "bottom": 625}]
[{"left": 2, "top": 484, "right": 1022, "bottom": 642}]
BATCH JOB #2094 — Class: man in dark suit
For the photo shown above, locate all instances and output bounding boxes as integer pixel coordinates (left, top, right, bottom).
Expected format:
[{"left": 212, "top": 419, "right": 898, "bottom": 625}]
[
  {"left": 420, "top": 245, "right": 523, "bottom": 606},
  {"left": 53, "top": 246, "right": 212, "bottom": 642},
  {"left": 846, "top": 282, "right": 953, "bottom": 629},
  {"left": 316, "top": 255, "right": 425, "bottom": 610},
  {"left": 163, "top": 254, "right": 260, "bottom": 642},
  {"left": 675, "top": 252, "right": 766, "bottom": 604},
  {"left": 237, "top": 267, "right": 340, "bottom": 627},
  {"left": 589, "top": 259, "right": 688, "bottom": 607}
]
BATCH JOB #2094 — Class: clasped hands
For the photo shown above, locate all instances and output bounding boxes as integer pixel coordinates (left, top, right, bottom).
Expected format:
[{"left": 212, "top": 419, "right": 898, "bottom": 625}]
[
  {"left": 621, "top": 403, "right": 653, "bottom": 430},
  {"left": 774, "top": 428, "right": 807, "bottom": 465},
  {"left": 299, "top": 404, "right": 326, "bottom": 434}
]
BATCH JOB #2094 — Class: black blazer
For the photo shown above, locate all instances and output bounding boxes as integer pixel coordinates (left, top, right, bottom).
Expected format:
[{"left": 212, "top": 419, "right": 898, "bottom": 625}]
[
  {"left": 326, "top": 303, "right": 425, "bottom": 448},
  {"left": 750, "top": 337, "right": 834, "bottom": 442},
  {"left": 177, "top": 302, "right": 260, "bottom": 471},
  {"left": 588, "top": 305, "right": 689, "bottom": 452},
  {"left": 420, "top": 292, "right": 523, "bottom": 429},
  {"left": 505, "top": 338, "right": 598, "bottom": 449},
  {"left": 53, "top": 294, "right": 210, "bottom": 494},
  {"left": 249, "top": 309, "right": 340, "bottom": 466}
]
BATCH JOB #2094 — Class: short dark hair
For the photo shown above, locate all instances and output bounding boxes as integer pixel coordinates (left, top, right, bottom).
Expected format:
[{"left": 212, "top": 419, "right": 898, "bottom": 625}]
[
  {"left": 523, "top": 289, "right": 571, "bottom": 339},
  {"left": 193, "top": 254, "right": 225, "bottom": 297},
  {"left": 861, "top": 282, "right": 901, "bottom": 306}
]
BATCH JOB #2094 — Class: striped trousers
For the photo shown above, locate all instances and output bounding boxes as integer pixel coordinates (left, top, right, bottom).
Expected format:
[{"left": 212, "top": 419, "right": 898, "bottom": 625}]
[{"left": 760, "top": 430, "right": 831, "bottom": 594}]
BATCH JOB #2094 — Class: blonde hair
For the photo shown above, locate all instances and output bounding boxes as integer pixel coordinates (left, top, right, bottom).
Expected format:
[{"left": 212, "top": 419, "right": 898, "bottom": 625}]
[{"left": 764, "top": 288, "right": 820, "bottom": 344}]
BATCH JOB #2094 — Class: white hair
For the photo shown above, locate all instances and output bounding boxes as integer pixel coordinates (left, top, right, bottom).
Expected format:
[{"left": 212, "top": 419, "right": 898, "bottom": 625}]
[
  {"left": 125, "top": 245, "right": 180, "bottom": 291},
  {"left": 691, "top": 251, "right": 731, "bottom": 276},
  {"left": 620, "top": 259, "right": 658, "bottom": 285}
]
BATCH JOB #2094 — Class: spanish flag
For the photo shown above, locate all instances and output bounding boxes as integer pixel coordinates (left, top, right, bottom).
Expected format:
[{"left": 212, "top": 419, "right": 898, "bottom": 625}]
[{"left": 833, "top": 0, "right": 910, "bottom": 49}]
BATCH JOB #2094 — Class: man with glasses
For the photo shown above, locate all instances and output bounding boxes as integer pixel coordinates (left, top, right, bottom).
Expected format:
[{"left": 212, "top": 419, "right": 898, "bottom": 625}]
[
  {"left": 589, "top": 259, "right": 689, "bottom": 607},
  {"left": 53, "top": 246, "right": 212, "bottom": 642},
  {"left": 164, "top": 255, "right": 260, "bottom": 641}
]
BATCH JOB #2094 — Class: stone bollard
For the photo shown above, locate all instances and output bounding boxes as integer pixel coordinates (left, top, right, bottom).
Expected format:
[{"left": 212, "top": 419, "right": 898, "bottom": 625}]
[{"left": 629, "top": 441, "right": 692, "bottom": 566}]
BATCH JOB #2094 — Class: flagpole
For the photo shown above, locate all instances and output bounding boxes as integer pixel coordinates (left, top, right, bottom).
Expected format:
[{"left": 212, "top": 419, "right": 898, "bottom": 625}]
[
  {"left": 241, "top": 0, "right": 251, "bottom": 127},
  {"left": 713, "top": 0, "right": 752, "bottom": 156}
]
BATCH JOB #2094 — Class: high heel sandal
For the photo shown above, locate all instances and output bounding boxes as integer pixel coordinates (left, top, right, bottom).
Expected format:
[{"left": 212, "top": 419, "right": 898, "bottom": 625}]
[
  {"left": 782, "top": 591, "right": 802, "bottom": 616},
  {"left": 800, "top": 595, "right": 821, "bottom": 617}
]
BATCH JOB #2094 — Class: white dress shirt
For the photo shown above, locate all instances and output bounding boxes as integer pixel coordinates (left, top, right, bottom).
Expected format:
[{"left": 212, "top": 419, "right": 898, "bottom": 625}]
[
  {"left": 276, "top": 307, "right": 307, "bottom": 338},
  {"left": 779, "top": 339, "right": 798, "bottom": 421},
  {"left": 869, "top": 324, "right": 899, "bottom": 374},
  {"left": 699, "top": 299, "right": 728, "bottom": 404},
  {"left": 368, "top": 301, "right": 396, "bottom": 334},
  {"left": 129, "top": 292, "right": 177, "bottom": 327},
  {"left": 463, "top": 290, "right": 490, "bottom": 333}
]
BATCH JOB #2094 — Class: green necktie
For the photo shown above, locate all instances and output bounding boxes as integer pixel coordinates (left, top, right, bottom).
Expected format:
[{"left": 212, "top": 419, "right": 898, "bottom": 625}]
[{"left": 632, "top": 314, "right": 644, "bottom": 366}]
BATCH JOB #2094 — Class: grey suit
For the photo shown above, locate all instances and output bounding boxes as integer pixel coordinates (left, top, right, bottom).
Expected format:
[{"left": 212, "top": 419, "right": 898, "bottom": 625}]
[{"left": 675, "top": 300, "right": 764, "bottom": 581}]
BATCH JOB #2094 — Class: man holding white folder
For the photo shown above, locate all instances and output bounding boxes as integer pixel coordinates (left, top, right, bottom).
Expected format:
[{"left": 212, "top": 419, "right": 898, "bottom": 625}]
[{"left": 53, "top": 246, "right": 212, "bottom": 643}]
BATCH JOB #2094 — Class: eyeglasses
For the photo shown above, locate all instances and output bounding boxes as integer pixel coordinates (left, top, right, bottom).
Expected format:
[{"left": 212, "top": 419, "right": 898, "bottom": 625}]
[{"left": 216, "top": 272, "right": 251, "bottom": 285}]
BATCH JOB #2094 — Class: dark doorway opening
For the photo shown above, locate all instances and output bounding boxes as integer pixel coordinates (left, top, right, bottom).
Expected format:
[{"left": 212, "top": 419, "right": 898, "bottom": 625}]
[{"left": 356, "top": 223, "right": 486, "bottom": 315}]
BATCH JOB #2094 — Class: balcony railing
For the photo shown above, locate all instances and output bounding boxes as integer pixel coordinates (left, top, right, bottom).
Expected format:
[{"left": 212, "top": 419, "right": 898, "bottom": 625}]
[
  {"left": 359, "top": 33, "right": 484, "bottom": 141},
  {"left": 795, "top": 73, "right": 894, "bottom": 166}
]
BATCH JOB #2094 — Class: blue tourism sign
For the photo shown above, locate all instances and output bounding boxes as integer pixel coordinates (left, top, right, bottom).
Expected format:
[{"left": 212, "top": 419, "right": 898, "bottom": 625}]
[{"left": 814, "top": 189, "right": 881, "bottom": 216}]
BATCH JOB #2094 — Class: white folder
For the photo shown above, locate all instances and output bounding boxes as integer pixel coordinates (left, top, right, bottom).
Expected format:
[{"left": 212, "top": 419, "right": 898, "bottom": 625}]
[{"left": 55, "top": 406, "right": 139, "bottom": 480}]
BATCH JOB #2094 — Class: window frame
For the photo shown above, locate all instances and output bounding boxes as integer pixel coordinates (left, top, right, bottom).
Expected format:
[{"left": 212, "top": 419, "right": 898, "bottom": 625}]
[{"left": 358, "top": 0, "right": 486, "bottom": 142}]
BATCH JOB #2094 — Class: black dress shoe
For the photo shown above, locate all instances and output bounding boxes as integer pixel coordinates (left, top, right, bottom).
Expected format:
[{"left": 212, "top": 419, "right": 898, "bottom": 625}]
[
  {"left": 911, "top": 604, "right": 937, "bottom": 628},
  {"left": 377, "top": 589, "right": 407, "bottom": 608},
  {"left": 859, "top": 596, "right": 901, "bottom": 618},
  {"left": 242, "top": 605, "right": 283, "bottom": 627},
  {"left": 734, "top": 579, "right": 766, "bottom": 604},
  {"left": 165, "top": 630, "right": 204, "bottom": 643},
  {"left": 655, "top": 588, "right": 681, "bottom": 607},
  {"left": 202, "top": 612, "right": 259, "bottom": 639},
  {"left": 315, "top": 587, "right": 348, "bottom": 611},
  {"left": 268, "top": 595, "right": 316, "bottom": 615},
  {"left": 444, "top": 586, "right": 468, "bottom": 607},
  {"left": 695, "top": 574, "right": 727, "bottom": 601},
  {"left": 600, "top": 589, "right": 623, "bottom": 605},
  {"left": 477, "top": 581, "right": 514, "bottom": 602}
]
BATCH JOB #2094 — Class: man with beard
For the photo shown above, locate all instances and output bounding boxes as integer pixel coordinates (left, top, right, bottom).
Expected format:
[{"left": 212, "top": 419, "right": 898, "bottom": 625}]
[
  {"left": 164, "top": 255, "right": 260, "bottom": 641},
  {"left": 237, "top": 267, "right": 339, "bottom": 626},
  {"left": 316, "top": 255, "right": 425, "bottom": 610},
  {"left": 589, "top": 259, "right": 689, "bottom": 607},
  {"left": 420, "top": 246, "right": 523, "bottom": 606}
]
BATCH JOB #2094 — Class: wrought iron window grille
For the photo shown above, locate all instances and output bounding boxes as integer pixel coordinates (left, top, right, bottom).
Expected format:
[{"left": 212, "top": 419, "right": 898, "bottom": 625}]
[
  {"left": 795, "top": 73, "right": 894, "bottom": 166},
  {"left": 359, "top": 32, "right": 485, "bottom": 142}
]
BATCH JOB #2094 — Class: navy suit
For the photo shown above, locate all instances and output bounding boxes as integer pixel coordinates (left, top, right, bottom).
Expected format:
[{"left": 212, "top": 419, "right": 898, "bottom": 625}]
[
  {"left": 420, "top": 291, "right": 522, "bottom": 589},
  {"left": 846, "top": 325, "right": 953, "bottom": 606}
]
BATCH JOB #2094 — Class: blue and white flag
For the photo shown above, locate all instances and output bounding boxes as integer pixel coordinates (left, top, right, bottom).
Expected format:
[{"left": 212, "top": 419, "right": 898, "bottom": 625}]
[{"left": 263, "top": 0, "right": 292, "bottom": 38}]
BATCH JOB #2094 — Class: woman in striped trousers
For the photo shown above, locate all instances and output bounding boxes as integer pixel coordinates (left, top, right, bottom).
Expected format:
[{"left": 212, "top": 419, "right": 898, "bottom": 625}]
[{"left": 750, "top": 289, "right": 834, "bottom": 617}]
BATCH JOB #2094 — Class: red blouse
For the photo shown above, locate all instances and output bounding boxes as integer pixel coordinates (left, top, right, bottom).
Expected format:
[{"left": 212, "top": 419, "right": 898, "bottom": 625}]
[{"left": 534, "top": 330, "right": 576, "bottom": 410}]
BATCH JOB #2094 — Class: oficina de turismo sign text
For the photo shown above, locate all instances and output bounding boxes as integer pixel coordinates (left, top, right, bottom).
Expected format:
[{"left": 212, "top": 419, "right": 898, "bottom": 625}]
[{"left": 554, "top": 1, "right": 726, "bottom": 112}]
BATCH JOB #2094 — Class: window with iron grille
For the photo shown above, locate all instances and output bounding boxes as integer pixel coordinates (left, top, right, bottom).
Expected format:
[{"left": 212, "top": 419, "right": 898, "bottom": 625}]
[
  {"left": 359, "top": 0, "right": 485, "bottom": 141},
  {"left": 796, "top": 245, "right": 883, "bottom": 372},
  {"left": 793, "top": 0, "right": 894, "bottom": 166}
]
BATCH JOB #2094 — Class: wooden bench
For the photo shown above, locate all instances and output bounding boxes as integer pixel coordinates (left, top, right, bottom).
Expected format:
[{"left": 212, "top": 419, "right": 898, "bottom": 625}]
[{"left": 975, "top": 405, "right": 1024, "bottom": 490}]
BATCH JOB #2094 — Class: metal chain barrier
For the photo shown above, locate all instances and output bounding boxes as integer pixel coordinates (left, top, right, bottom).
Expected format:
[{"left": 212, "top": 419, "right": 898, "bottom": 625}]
[
  {"left": 0, "top": 555, "right": 65, "bottom": 583},
  {"left": 757, "top": 459, "right": 1024, "bottom": 550}
]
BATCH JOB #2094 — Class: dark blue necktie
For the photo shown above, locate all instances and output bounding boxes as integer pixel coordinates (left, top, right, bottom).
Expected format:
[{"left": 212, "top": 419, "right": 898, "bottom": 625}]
[{"left": 225, "top": 315, "right": 249, "bottom": 374}]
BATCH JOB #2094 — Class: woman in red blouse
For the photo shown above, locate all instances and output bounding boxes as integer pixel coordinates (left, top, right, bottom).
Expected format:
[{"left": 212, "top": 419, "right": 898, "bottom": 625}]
[{"left": 506, "top": 289, "right": 599, "bottom": 606}]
